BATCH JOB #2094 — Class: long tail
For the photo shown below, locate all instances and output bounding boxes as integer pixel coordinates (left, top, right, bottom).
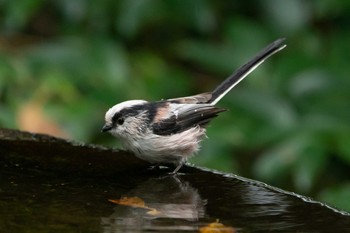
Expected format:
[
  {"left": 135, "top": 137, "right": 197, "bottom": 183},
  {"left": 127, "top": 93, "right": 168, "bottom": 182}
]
[{"left": 209, "top": 38, "right": 287, "bottom": 105}]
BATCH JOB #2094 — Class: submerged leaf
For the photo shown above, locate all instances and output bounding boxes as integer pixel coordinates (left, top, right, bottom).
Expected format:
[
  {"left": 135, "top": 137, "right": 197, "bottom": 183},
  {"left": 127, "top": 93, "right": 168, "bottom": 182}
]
[
  {"left": 200, "top": 219, "right": 236, "bottom": 233},
  {"left": 108, "top": 196, "right": 146, "bottom": 208},
  {"left": 108, "top": 196, "right": 162, "bottom": 216}
]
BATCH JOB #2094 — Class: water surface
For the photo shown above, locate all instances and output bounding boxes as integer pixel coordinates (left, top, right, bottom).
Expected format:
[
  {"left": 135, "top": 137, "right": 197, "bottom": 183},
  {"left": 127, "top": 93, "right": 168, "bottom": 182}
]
[{"left": 1, "top": 129, "right": 349, "bottom": 232}]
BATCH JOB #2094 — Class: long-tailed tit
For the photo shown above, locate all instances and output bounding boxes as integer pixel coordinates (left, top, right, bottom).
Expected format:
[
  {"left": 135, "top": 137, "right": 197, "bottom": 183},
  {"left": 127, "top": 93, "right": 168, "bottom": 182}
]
[{"left": 102, "top": 38, "right": 287, "bottom": 173}]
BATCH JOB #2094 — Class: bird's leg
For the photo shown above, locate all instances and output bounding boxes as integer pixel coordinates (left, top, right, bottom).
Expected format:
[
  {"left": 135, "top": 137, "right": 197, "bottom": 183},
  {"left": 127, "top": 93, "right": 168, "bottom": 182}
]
[{"left": 171, "top": 163, "right": 183, "bottom": 174}]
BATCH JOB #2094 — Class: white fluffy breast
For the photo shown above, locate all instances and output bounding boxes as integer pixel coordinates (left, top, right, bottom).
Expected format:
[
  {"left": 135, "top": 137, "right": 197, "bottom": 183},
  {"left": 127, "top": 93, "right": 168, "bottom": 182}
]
[{"left": 121, "top": 126, "right": 207, "bottom": 164}]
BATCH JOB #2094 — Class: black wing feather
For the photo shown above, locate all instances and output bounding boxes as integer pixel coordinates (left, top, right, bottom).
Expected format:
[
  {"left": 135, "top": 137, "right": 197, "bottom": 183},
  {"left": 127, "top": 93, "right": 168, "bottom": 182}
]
[{"left": 152, "top": 105, "right": 226, "bottom": 136}]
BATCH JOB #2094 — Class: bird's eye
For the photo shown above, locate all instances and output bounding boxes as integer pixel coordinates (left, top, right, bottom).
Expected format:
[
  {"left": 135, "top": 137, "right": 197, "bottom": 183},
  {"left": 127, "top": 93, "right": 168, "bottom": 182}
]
[{"left": 117, "top": 118, "right": 124, "bottom": 125}]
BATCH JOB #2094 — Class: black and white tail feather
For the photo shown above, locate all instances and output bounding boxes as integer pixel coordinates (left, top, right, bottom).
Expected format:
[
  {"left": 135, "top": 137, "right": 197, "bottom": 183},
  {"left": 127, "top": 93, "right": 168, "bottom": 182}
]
[{"left": 102, "top": 38, "right": 287, "bottom": 173}]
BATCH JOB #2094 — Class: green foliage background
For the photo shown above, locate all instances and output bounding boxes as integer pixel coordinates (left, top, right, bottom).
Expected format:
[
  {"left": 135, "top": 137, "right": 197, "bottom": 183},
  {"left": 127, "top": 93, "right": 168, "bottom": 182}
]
[{"left": 1, "top": 1, "right": 350, "bottom": 212}]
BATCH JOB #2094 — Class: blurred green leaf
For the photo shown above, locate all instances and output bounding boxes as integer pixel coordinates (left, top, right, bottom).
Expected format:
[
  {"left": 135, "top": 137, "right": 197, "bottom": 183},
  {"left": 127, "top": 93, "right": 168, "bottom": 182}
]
[
  {"left": 319, "top": 183, "right": 350, "bottom": 212},
  {"left": 263, "top": 0, "right": 311, "bottom": 33},
  {"left": 288, "top": 69, "right": 334, "bottom": 97},
  {"left": 253, "top": 133, "right": 309, "bottom": 183},
  {"left": 336, "top": 133, "right": 350, "bottom": 165},
  {"left": 2, "top": 0, "right": 43, "bottom": 32},
  {"left": 293, "top": 140, "right": 328, "bottom": 193},
  {"left": 229, "top": 88, "right": 297, "bottom": 130},
  {"left": 175, "top": 40, "right": 238, "bottom": 74}
]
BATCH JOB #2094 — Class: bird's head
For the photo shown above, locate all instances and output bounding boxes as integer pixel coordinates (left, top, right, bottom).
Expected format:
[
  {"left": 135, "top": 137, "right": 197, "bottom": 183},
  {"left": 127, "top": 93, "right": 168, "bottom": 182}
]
[{"left": 102, "top": 100, "right": 148, "bottom": 138}]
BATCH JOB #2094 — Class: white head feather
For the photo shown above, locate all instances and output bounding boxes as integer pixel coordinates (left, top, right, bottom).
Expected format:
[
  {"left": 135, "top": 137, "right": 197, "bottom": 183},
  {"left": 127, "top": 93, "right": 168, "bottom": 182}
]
[{"left": 104, "top": 100, "right": 147, "bottom": 124}]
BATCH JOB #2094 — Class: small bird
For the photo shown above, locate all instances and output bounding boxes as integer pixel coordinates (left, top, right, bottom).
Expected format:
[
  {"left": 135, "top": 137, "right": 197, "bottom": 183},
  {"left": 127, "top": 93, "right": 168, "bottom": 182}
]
[{"left": 102, "top": 38, "right": 287, "bottom": 173}]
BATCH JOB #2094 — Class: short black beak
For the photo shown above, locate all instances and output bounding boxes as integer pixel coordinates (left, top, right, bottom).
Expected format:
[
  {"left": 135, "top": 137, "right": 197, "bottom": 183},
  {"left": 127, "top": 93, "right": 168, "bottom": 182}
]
[{"left": 101, "top": 124, "right": 112, "bottom": 132}]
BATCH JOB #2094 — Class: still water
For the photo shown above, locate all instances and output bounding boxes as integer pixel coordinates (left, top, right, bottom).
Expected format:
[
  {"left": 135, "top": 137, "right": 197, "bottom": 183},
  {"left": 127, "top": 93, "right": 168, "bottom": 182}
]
[{"left": 1, "top": 164, "right": 349, "bottom": 233}]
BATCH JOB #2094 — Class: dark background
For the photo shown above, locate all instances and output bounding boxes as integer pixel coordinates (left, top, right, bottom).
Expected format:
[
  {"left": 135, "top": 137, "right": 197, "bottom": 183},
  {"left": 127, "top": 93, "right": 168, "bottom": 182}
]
[{"left": 1, "top": 0, "right": 349, "bottom": 212}]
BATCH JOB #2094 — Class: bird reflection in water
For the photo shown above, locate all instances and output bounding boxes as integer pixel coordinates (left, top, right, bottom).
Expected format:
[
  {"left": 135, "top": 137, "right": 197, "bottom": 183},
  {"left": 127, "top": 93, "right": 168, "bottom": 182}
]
[{"left": 101, "top": 175, "right": 207, "bottom": 232}]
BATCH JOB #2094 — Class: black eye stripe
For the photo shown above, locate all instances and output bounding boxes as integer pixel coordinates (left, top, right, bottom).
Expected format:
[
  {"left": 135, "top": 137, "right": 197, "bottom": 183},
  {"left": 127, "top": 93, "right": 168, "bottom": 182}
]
[
  {"left": 112, "top": 113, "right": 122, "bottom": 123},
  {"left": 111, "top": 105, "right": 147, "bottom": 125},
  {"left": 112, "top": 113, "right": 120, "bottom": 120},
  {"left": 111, "top": 102, "right": 167, "bottom": 126}
]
